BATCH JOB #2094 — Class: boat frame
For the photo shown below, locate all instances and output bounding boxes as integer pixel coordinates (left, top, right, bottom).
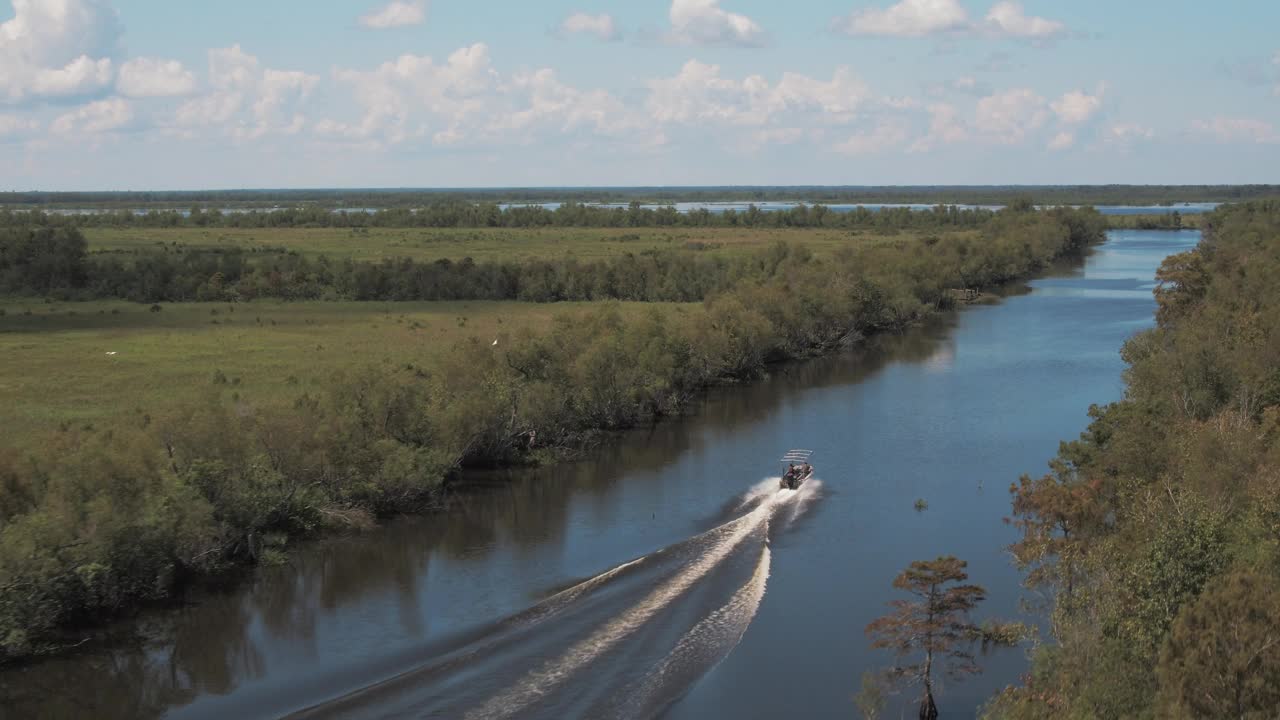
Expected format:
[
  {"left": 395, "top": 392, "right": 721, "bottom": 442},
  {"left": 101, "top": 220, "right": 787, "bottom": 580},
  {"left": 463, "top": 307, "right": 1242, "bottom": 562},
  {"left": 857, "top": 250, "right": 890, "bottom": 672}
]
[{"left": 779, "top": 449, "right": 814, "bottom": 490}]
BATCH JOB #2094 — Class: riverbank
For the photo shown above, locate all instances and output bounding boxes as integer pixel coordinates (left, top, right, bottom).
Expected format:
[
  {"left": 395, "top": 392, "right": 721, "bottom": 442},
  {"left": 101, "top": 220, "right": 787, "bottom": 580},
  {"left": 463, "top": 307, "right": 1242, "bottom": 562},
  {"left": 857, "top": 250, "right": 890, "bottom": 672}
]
[
  {"left": 0, "top": 207, "right": 1107, "bottom": 663},
  {"left": 986, "top": 201, "right": 1280, "bottom": 719}
]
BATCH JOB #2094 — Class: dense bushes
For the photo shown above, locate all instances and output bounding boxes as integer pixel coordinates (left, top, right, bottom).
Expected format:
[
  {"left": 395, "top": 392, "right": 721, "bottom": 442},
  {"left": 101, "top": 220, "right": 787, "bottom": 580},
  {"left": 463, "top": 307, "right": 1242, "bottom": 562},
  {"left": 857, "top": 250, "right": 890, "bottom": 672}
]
[
  {"left": 8, "top": 221, "right": 1067, "bottom": 306},
  {"left": 0, "top": 225, "right": 88, "bottom": 295},
  {"left": 0, "top": 207, "right": 1105, "bottom": 662},
  {"left": 987, "top": 201, "right": 1280, "bottom": 719}
]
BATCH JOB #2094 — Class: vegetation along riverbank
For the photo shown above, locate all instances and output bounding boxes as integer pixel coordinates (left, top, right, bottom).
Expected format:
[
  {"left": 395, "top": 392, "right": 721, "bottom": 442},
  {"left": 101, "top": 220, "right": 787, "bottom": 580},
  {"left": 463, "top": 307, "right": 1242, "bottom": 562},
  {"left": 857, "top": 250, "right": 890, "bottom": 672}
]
[
  {"left": 0, "top": 204, "right": 1106, "bottom": 662},
  {"left": 987, "top": 201, "right": 1280, "bottom": 719}
]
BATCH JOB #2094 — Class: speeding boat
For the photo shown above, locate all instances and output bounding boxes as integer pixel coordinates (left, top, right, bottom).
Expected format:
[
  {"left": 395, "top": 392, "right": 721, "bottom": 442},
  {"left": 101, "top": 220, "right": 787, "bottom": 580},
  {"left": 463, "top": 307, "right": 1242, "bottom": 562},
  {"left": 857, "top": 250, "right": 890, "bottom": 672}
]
[{"left": 779, "top": 449, "right": 814, "bottom": 490}]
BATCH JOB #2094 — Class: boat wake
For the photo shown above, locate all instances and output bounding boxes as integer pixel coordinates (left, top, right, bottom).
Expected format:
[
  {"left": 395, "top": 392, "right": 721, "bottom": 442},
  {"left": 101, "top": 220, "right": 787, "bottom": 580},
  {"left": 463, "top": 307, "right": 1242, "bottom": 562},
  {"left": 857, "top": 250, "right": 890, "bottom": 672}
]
[{"left": 288, "top": 479, "right": 822, "bottom": 720}]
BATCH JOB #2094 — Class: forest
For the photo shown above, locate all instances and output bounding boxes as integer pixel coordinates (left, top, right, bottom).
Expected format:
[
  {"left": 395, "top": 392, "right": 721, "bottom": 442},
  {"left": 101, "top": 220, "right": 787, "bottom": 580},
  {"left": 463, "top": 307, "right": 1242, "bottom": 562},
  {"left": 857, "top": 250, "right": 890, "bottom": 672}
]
[
  {"left": 0, "top": 204, "right": 1106, "bottom": 663},
  {"left": 987, "top": 201, "right": 1280, "bottom": 719}
]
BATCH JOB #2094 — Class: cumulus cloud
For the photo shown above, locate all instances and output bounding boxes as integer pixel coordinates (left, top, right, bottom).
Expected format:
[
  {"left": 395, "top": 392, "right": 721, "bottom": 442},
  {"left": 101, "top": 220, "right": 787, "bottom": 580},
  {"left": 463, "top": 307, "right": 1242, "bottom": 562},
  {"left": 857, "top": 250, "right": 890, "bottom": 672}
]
[
  {"left": 1106, "top": 123, "right": 1154, "bottom": 145},
  {"left": 359, "top": 0, "right": 427, "bottom": 29},
  {"left": 836, "top": 0, "right": 1065, "bottom": 40},
  {"left": 560, "top": 13, "right": 620, "bottom": 41},
  {"left": 117, "top": 58, "right": 197, "bottom": 98},
  {"left": 983, "top": 1, "right": 1065, "bottom": 39},
  {"left": 974, "top": 88, "right": 1047, "bottom": 143},
  {"left": 0, "top": 0, "right": 121, "bottom": 103},
  {"left": 839, "top": 0, "right": 968, "bottom": 38},
  {"left": 319, "top": 43, "right": 648, "bottom": 149},
  {"left": 1047, "top": 131, "right": 1073, "bottom": 150},
  {"left": 0, "top": 113, "right": 37, "bottom": 137},
  {"left": 319, "top": 44, "right": 500, "bottom": 146},
  {"left": 646, "top": 60, "right": 868, "bottom": 127},
  {"left": 835, "top": 122, "right": 910, "bottom": 154},
  {"left": 51, "top": 97, "right": 132, "bottom": 135},
  {"left": 175, "top": 46, "right": 318, "bottom": 140},
  {"left": 1050, "top": 87, "right": 1103, "bottom": 124},
  {"left": 667, "top": 0, "right": 765, "bottom": 47},
  {"left": 1273, "top": 50, "right": 1280, "bottom": 96},
  {"left": 1193, "top": 116, "right": 1279, "bottom": 145},
  {"left": 909, "top": 102, "right": 966, "bottom": 151}
]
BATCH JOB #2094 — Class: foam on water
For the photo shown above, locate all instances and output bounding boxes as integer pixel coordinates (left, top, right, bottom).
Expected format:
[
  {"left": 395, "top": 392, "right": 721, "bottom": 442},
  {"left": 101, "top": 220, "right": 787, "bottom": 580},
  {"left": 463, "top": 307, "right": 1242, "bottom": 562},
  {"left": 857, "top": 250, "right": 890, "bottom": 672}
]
[{"left": 292, "top": 480, "right": 817, "bottom": 720}]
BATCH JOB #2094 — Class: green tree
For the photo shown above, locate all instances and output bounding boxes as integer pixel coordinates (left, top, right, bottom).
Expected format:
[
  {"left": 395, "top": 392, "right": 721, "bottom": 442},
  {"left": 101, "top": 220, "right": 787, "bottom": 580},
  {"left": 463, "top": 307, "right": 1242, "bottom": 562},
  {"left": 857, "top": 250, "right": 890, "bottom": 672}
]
[
  {"left": 866, "top": 556, "right": 1023, "bottom": 720},
  {"left": 855, "top": 670, "right": 888, "bottom": 719},
  {"left": 1157, "top": 569, "right": 1280, "bottom": 719}
]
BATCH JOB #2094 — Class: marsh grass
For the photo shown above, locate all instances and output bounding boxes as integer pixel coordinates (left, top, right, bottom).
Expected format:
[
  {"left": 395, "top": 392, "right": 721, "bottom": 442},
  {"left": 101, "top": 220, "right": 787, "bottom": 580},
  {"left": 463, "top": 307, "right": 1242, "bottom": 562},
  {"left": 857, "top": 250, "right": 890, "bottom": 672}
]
[
  {"left": 0, "top": 299, "right": 683, "bottom": 444},
  {"left": 83, "top": 225, "right": 964, "bottom": 263}
]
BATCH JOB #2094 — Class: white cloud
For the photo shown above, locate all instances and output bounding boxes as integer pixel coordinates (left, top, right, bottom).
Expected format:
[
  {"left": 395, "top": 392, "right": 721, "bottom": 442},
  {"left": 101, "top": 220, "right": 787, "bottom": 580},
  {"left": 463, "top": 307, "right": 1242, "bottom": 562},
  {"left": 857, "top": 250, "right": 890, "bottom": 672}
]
[
  {"left": 320, "top": 44, "right": 648, "bottom": 149},
  {"left": 646, "top": 60, "right": 868, "bottom": 127},
  {"left": 117, "top": 58, "right": 196, "bottom": 98},
  {"left": 1193, "top": 116, "right": 1279, "bottom": 145},
  {"left": 1106, "top": 122, "right": 1154, "bottom": 144},
  {"left": 359, "top": 0, "right": 427, "bottom": 29},
  {"left": 839, "top": 0, "right": 968, "bottom": 37},
  {"left": 0, "top": 114, "right": 37, "bottom": 137},
  {"left": 983, "top": 1, "right": 1065, "bottom": 39},
  {"left": 560, "top": 13, "right": 619, "bottom": 41},
  {"left": 1273, "top": 51, "right": 1280, "bottom": 96},
  {"left": 320, "top": 44, "right": 499, "bottom": 145},
  {"left": 51, "top": 97, "right": 132, "bottom": 135},
  {"left": 751, "top": 127, "right": 809, "bottom": 146},
  {"left": 909, "top": 102, "right": 966, "bottom": 151},
  {"left": 974, "top": 88, "right": 1047, "bottom": 143},
  {"left": 1047, "top": 131, "right": 1073, "bottom": 150},
  {"left": 837, "top": 0, "right": 1066, "bottom": 40},
  {"left": 1050, "top": 88, "right": 1103, "bottom": 124},
  {"left": 0, "top": 0, "right": 121, "bottom": 103},
  {"left": 176, "top": 46, "right": 318, "bottom": 140},
  {"left": 835, "top": 122, "right": 910, "bottom": 154},
  {"left": 668, "top": 0, "right": 765, "bottom": 47},
  {"left": 29, "top": 56, "right": 114, "bottom": 99}
]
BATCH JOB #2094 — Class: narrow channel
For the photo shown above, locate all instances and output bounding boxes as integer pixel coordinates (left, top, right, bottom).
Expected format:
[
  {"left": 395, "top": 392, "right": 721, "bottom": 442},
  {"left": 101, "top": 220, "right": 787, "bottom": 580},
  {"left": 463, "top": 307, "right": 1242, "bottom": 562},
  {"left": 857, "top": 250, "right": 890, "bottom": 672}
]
[{"left": 0, "top": 229, "right": 1200, "bottom": 719}]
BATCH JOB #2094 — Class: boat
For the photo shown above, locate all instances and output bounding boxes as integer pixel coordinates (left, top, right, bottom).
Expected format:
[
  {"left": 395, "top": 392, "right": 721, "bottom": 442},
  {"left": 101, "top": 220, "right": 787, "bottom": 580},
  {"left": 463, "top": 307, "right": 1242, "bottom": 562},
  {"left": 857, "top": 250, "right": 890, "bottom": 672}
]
[{"left": 779, "top": 449, "right": 814, "bottom": 490}]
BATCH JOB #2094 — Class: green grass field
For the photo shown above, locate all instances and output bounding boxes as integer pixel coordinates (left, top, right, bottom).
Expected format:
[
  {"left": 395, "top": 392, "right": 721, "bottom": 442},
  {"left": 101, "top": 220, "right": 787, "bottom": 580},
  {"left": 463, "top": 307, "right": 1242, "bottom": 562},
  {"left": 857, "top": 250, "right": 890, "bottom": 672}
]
[
  {"left": 0, "top": 298, "right": 684, "bottom": 444},
  {"left": 5, "top": 224, "right": 976, "bottom": 444},
  {"left": 83, "top": 225, "right": 967, "bottom": 262}
]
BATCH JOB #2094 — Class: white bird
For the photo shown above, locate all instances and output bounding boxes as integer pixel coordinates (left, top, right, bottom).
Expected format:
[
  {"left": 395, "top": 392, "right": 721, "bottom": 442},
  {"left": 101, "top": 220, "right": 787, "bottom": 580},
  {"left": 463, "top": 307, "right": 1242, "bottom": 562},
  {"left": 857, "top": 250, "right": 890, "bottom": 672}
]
[
  {"left": 105, "top": 351, "right": 117, "bottom": 356},
  {"left": 492, "top": 339, "right": 499, "bottom": 346}
]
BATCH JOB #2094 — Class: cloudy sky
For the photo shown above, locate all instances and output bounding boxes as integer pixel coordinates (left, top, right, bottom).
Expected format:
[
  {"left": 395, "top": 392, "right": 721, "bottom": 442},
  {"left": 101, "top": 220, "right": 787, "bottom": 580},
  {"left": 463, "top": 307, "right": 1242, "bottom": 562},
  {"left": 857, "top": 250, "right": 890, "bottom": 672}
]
[{"left": 1, "top": 0, "right": 1277, "bottom": 189}]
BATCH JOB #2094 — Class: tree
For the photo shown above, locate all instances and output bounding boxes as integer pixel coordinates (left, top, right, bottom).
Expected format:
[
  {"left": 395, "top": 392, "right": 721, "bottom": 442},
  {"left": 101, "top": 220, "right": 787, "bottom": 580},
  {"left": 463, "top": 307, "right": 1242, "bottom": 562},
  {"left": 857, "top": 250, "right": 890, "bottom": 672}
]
[
  {"left": 1006, "top": 471, "right": 1104, "bottom": 605},
  {"left": 1157, "top": 569, "right": 1280, "bottom": 719},
  {"left": 855, "top": 670, "right": 888, "bottom": 719},
  {"left": 866, "top": 556, "right": 1023, "bottom": 720}
]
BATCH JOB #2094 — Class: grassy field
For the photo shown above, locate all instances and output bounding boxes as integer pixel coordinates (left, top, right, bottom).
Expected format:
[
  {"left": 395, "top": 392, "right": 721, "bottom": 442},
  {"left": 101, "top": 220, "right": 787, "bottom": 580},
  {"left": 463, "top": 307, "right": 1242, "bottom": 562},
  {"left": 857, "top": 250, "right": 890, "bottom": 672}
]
[
  {"left": 83, "top": 225, "right": 968, "bottom": 262},
  {"left": 0, "top": 298, "right": 684, "bottom": 444}
]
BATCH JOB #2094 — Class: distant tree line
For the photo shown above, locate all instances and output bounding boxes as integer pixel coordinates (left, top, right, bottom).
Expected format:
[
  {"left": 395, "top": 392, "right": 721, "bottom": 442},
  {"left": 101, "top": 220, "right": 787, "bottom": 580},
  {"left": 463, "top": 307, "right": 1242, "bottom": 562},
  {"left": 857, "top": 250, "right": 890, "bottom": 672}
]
[
  {"left": 0, "top": 202, "right": 998, "bottom": 230},
  {"left": 3, "top": 207, "right": 1105, "bottom": 305},
  {"left": 0, "top": 207, "right": 1107, "bottom": 662}
]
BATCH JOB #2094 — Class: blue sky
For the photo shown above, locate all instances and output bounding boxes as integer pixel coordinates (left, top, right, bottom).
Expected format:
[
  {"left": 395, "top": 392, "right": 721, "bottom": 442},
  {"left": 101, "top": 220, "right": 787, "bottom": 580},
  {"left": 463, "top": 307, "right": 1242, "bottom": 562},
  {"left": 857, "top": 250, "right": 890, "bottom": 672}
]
[{"left": 0, "top": 0, "right": 1277, "bottom": 189}]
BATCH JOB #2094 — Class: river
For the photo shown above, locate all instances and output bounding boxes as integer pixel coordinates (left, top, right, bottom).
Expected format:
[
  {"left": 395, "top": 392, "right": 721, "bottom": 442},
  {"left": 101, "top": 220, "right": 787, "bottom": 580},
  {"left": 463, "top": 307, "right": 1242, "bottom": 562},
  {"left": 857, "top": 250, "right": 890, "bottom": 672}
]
[{"left": 0, "top": 229, "right": 1200, "bottom": 719}]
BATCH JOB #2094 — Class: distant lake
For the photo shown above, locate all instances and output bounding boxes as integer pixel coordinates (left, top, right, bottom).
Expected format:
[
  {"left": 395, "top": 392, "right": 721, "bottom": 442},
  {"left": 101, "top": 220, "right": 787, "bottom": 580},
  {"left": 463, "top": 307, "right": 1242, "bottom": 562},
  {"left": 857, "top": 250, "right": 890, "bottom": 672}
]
[{"left": 500, "top": 201, "right": 1219, "bottom": 215}]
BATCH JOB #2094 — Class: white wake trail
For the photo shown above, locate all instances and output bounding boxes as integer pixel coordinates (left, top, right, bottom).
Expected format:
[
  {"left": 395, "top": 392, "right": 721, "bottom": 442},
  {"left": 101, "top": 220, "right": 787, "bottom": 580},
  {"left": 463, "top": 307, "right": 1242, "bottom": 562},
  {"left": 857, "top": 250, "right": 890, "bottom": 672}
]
[
  {"left": 465, "top": 495, "right": 789, "bottom": 720},
  {"left": 604, "top": 545, "right": 773, "bottom": 720}
]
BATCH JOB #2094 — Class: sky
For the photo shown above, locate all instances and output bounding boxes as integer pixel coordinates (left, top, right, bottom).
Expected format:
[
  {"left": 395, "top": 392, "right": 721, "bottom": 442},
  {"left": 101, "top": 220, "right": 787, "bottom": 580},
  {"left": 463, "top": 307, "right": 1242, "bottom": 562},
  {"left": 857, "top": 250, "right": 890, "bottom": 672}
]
[{"left": 0, "top": 0, "right": 1277, "bottom": 190}]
